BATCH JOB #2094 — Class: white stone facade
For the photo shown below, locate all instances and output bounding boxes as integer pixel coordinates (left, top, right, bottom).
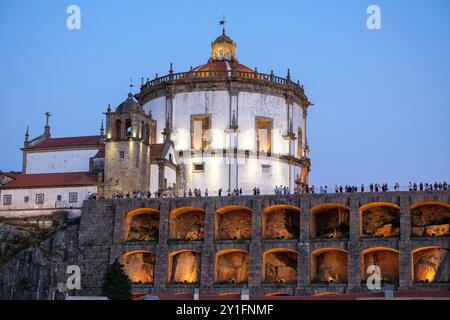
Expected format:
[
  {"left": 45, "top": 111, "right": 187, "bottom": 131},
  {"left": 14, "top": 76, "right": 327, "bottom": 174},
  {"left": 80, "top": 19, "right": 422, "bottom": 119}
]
[
  {"left": 144, "top": 90, "right": 306, "bottom": 195},
  {"left": 25, "top": 149, "right": 99, "bottom": 174}
]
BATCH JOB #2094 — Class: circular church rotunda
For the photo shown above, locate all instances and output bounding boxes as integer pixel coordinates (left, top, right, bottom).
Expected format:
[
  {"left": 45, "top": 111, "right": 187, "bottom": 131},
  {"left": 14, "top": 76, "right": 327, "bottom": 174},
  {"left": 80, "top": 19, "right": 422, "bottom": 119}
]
[{"left": 138, "top": 29, "right": 312, "bottom": 196}]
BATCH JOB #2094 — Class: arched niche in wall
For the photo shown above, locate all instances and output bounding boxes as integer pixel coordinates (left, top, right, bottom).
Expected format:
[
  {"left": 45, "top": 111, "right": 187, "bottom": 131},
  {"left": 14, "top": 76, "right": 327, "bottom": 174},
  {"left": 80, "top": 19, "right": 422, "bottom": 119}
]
[
  {"left": 410, "top": 201, "right": 450, "bottom": 237},
  {"left": 124, "top": 208, "right": 160, "bottom": 242},
  {"left": 169, "top": 206, "right": 205, "bottom": 241},
  {"left": 215, "top": 206, "right": 252, "bottom": 240},
  {"left": 122, "top": 250, "right": 155, "bottom": 284},
  {"left": 215, "top": 249, "right": 249, "bottom": 284},
  {"left": 310, "top": 203, "right": 349, "bottom": 239},
  {"left": 311, "top": 248, "right": 348, "bottom": 284},
  {"left": 412, "top": 246, "right": 449, "bottom": 283},
  {"left": 167, "top": 250, "right": 201, "bottom": 284},
  {"left": 361, "top": 247, "right": 399, "bottom": 285},
  {"left": 262, "top": 248, "right": 298, "bottom": 284},
  {"left": 263, "top": 205, "right": 300, "bottom": 240},
  {"left": 359, "top": 202, "right": 400, "bottom": 238}
]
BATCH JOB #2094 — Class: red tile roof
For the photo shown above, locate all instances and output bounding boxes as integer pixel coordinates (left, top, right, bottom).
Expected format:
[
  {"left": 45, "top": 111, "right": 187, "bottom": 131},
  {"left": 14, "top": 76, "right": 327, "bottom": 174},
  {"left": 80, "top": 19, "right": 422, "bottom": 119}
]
[
  {"left": 94, "top": 145, "right": 105, "bottom": 158},
  {"left": 192, "top": 60, "right": 254, "bottom": 73},
  {"left": 150, "top": 143, "right": 164, "bottom": 159},
  {"left": 25, "top": 135, "right": 101, "bottom": 150},
  {"left": 1, "top": 172, "right": 98, "bottom": 189}
]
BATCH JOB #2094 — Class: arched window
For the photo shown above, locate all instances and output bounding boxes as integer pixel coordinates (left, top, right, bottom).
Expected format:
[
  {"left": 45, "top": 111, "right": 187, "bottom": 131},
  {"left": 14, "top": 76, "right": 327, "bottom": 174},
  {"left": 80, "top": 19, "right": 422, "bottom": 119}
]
[
  {"left": 256, "top": 117, "right": 272, "bottom": 153},
  {"left": 191, "top": 115, "right": 210, "bottom": 150},
  {"left": 115, "top": 119, "right": 122, "bottom": 140},
  {"left": 125, "top": 119, "right": 132, "bottom": 138},
  {"left": 219, "top": 49, "right": 223, "bottom": 60},
  {"left": 141, "top": 121, "right": 145, "bottom": 140}
]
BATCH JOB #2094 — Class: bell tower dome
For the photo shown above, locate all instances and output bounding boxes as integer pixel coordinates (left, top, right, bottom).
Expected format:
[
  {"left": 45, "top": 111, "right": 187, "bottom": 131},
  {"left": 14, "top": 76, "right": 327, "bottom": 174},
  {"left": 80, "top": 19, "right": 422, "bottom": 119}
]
[
  {"left": 102, "top": 92, "right": 152, "bottom": 197},
  {"left": 210, "top": 29, "right": 237, "bottom": 62}
]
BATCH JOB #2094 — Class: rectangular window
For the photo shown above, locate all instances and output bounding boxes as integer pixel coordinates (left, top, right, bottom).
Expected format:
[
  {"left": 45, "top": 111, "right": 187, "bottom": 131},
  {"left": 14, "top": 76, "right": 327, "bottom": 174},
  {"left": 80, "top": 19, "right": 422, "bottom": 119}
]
[
  {"left": 193, "top": 162, "right": 205, "bottom": 172},
  {"left": 69, "top": 192, "right": 78, "bottom": 203},
  {"left": 191, "top": 115, "right": 210, "bottom": 150},
  {"left": 36, "top": 194, "right": 44, "bottom": 204},
  {"left": 3, "top": 195, "right": 12, "bottom": 205},
  {"left": 57, "top": 195, "right": 62, "bottom": 201},
  {"left": 262, "top": 164, "right": 272, "bottom": 175},
  {"left": 119, "top": 151, "right": 125, "bottom": 159},
  {"left": 24, "top": 196, "right": 29, "bottom": 203},
  {"left": 297, "top": 128, "right": 303, "bottom": 158},
  {"left": 256, "top": 117, "right": 272, "bottom": 153}
]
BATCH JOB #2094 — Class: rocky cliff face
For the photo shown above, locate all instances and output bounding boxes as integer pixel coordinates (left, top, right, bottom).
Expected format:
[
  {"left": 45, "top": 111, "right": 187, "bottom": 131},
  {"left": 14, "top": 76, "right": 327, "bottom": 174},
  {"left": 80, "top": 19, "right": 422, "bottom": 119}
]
[{"left": 0, "top": 218, "right": 81, "bottom": 300}]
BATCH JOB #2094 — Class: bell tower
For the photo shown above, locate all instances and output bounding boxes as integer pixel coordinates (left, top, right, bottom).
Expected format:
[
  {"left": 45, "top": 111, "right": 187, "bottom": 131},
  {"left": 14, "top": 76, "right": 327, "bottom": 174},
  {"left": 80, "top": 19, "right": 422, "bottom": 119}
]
[{"left": 103, "top": 93, "right": 152, "bottom": 197}]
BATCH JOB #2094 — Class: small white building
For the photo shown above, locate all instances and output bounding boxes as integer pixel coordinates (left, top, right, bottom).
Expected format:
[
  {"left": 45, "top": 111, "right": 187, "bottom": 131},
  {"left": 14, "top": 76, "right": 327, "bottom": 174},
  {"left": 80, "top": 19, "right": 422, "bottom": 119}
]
[{"left": 0, "top": 171, "right": 98, "bottom": 219}]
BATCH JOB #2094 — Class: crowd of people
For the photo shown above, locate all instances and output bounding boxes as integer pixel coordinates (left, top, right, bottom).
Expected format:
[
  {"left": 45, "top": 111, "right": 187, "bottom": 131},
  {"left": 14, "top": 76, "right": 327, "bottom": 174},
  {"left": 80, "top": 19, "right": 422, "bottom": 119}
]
[
  {"left": 274, "top": 185, "right": 291, "bottom": 195},
  {"left": 312, "top": 181, "right": 449, "bottom": 194},
  {"left": 408, "top": 181, "right": 448, "bottom": 192},
  {"left": 86, "top": 180, "right": 449, "bottom": 200},
  {"left": 86, "top": 189, "right": 175, "bottom": 200}
]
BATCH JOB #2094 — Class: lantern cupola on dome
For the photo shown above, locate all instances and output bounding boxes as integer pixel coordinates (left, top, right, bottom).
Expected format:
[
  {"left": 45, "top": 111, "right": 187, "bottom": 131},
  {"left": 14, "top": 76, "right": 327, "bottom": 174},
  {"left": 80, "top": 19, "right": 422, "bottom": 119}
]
[{"left": 210, "top": 28, "right": 237, "bottom": 62}]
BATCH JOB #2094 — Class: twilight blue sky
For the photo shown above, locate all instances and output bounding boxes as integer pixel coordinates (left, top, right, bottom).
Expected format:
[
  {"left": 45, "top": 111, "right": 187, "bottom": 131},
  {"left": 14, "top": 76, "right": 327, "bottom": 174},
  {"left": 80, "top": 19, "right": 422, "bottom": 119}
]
[{"left": 0, "top": 0, "right": 449, "bottom": 187}]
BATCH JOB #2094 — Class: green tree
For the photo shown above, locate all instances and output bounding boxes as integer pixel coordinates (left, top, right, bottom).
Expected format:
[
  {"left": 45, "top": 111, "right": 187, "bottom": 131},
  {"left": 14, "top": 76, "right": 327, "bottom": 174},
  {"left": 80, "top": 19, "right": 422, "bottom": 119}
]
[{"left": 101, "top": 258, "right": 132, "bottom": 300}]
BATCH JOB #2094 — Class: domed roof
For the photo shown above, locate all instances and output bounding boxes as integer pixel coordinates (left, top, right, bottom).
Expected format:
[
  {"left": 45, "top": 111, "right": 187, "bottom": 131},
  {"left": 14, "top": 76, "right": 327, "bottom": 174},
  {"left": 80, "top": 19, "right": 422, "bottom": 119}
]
[
  {"left": 213, "top": 30, "right": 234, "bottom": 44},
  {"left": 192, "top": 60, "right": 254, "bottom": 73},
  {"left": 115, "top": 93, "right": 142, "bottom": 113}
]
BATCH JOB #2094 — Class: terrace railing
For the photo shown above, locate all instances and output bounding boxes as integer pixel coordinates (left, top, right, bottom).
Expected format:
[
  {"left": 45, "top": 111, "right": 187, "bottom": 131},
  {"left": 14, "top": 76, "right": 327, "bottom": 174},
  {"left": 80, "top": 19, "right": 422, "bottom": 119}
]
[{"left": 144, "top": 69, "right": 304, "bottom": 92}]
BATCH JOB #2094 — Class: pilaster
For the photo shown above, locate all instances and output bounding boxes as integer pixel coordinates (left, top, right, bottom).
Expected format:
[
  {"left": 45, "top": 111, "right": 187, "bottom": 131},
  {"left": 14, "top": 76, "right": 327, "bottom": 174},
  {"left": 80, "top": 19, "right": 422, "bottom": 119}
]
[{"left": 249, "top": 199, "right": 262, "bottom": 294}]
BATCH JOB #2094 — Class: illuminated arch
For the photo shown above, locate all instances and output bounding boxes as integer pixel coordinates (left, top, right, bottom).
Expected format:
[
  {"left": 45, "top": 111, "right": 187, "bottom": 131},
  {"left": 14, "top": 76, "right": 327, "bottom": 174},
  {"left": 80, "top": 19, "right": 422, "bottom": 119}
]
[
  {"left": 266, "top": 292, "right": 291, "bottom": 296},
  {"left": 359, "top": 202, "right": 400, "bottom": 213},
  {"left": 412, "top": 246, "right": 448, "bottom": 283},
  {"left": 215, "top": 206, "right": 252, "bottom": 240},
  {"left": 311, "top": 248, "right": 348, "bottom": 284},
  {"left": 126, "top": 207, "right": 160, "bottom": 217},
  {"left": 410, "top": 201, "right": 450, "bottom": 237},
  {"left": 361, "top": 247, "right": 399, "bottom": 255},
  {"left": 310, "top": 203, "right": 350, "bottom": 239},
  {"left": 216, "top": 248, "right": 248, "bottom": 257},
  {"left": 170, "top": 206, "right": 206, "bottom": 217},
  {"left": 262, "top": 248, "right": 298, "bottom": 284},
  {"left": 122, "top": 249, "right": 155, "bottom": 259},
  {"left": 314, "top": 292, "right": 338, "bottom": 297},
  {"left": 262, "top": 205, "right": 300, "bottom": 240},
  {"left": 361, "top": 247, "right": 399, "bottom": 284},
  {"left": 263, "top": 204, "right": 301, "bottom": 213},
  {"left": 215, "top": 249, "right": 249, "bottom": 284},
  {"left": 310, "top": 203, "right": 350, "bottom": 214},
  {"left": 125, "top": 208, "right": 160, "bottom": 241},
  {"left": 168, "top": 250, "right": 201, "bottom": 284},
  {"left": 311, "top": 248, "right": 348, "bottom": 256},
  {"left": 359, "top": 202, "right": 400, "bottom": 238},
  {"left": 264, "top": 248, "right": 298, "bottom": 255},
  {"left": 122, "top": 250, "right": 155, "bottom": 284},
  {"left": 219, "top": 292, "right": 240, "bottom": 296},
  {"left": 216, "top": 205, "right": 253, "bottom": 215},
  {"left": 410, "top": 201, "right": 450, "bottom": 210},
  {"left": 169, "top": 206, "right": 205, "bottom": 240},
  {"left": 174, "top": 292, "right": 191, "bottom": 296}
]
